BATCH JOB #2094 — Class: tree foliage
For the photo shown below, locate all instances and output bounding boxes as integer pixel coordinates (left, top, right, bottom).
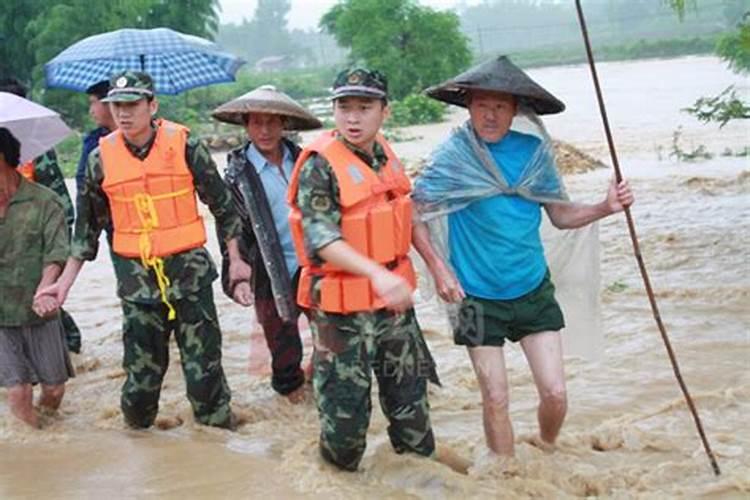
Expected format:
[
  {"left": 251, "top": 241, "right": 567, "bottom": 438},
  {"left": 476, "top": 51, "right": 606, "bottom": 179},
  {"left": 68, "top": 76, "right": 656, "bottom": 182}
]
[
  {"left": 320, "top": 0, "right": 471, "bottom": 100},
  {"left": 1, "top": 0, "right": 219, "bottom": 86},
  {"left": 669, "top": 0, "right": 750, "bottom": 125}
]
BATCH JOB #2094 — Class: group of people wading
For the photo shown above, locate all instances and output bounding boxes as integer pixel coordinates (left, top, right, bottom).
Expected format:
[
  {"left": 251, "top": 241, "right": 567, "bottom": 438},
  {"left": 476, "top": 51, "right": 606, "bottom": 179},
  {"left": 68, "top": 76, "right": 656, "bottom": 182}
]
[{"left": 0, "top": 56, "right": 633, "bottom": 472}]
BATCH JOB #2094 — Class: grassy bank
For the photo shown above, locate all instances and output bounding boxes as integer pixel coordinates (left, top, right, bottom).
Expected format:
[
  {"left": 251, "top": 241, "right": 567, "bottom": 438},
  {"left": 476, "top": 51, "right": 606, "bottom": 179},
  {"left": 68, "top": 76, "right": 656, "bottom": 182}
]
[{"left": 506, "top": 34, "right": 720, "bottom": 69}]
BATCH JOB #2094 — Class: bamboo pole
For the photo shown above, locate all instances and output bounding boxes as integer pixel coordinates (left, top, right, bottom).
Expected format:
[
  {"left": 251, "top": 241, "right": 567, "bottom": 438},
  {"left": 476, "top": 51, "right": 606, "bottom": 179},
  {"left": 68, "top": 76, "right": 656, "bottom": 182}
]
[{"left": 574, "top": 0, "right": 721, "bottom": 477}]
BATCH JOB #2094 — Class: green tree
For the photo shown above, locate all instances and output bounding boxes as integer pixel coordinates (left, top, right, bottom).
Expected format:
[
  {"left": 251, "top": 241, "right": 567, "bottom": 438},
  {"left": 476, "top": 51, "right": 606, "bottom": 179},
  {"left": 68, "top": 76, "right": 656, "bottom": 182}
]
[
  {"left": 670, "top": 1, "right": 750, "bottom": 125},
  {"left": 321, "top": 0, "right": 471, "bottom": 100}
]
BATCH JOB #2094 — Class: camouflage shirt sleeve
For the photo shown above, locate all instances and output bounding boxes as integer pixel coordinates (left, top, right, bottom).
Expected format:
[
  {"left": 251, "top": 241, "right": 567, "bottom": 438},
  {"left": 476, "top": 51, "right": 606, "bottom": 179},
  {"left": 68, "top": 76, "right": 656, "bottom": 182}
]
[
  {"left": 34, "top": 149, "right": 75, "bottom": 227},
  {"left": 185, "top": 135, "right": 242, "bottom": 242},
  {"left": 70, "top": 148, "right": 108, "bottom": 261},
  {"left": 294, "top": 153, "right": 342, "bottom": 261},
  {"left": 42, "top": 196, "right": 70, "bottom": 266}
]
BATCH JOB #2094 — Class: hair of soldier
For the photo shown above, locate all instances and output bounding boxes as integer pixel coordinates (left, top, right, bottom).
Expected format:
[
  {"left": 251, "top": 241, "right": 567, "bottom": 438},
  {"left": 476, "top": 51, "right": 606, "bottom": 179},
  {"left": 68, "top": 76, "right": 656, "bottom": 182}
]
[
  {"left": 0, "top": 77, "right": 27, "bottom": 99},
  {"left": 0, "top": 127, "right": 21, "bottom": 168},
  {"left": 86, "top": 80, "right": 111, "bottom": 100}
]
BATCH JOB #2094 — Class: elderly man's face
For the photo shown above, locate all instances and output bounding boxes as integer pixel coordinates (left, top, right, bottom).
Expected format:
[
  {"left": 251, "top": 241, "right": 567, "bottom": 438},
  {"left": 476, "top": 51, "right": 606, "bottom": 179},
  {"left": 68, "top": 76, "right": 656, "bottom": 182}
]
[
  {"left": 245, "top": 113, "right": 284, "bottom": 158},
  {"left": 467, "top": 91, "right": 517, "bottom": 143}
]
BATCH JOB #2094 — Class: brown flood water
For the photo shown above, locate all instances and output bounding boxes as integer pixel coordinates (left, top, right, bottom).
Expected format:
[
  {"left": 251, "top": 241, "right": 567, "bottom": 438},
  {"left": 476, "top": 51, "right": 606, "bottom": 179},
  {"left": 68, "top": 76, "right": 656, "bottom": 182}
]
[{"left": 1, "top": 56, "right": 748, "bottom": 498}]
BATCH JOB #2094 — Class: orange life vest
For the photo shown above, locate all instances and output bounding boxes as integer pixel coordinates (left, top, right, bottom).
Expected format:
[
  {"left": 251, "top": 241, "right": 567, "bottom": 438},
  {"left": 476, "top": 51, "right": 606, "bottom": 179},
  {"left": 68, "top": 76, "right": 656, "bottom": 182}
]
[
  {"left": 100, "top": 119, "right": 207, "bottom": 319},
  {"left": 18, "top": 161, "right": 35, "bottom": 182},
  {"left": 287, "top": 131, "right": 416, "bottom": 314}
]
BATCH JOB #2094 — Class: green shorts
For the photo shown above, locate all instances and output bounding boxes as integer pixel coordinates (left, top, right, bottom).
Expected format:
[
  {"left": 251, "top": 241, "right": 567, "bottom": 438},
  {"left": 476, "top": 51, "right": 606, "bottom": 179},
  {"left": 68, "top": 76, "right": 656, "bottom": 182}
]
[{"left": 453, "top": 272, "right": 565, "bottom": 347}]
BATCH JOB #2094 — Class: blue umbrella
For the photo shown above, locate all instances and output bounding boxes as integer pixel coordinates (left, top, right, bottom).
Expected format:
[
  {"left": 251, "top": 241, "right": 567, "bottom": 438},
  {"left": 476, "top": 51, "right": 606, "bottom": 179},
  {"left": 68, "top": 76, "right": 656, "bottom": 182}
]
[{"left": 44, "top": 28, "right": 245, "bottom": 95}]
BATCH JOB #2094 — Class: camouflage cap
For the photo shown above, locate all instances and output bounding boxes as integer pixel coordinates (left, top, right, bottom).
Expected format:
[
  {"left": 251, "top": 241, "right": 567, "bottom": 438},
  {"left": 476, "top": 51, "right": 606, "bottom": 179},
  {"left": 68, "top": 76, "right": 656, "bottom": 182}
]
[
  {"left": 331, "top": 68, "right": 387, "bottom": 100},
  {"left": 102, "top": 71, "right": 155, "bottom": 103}
]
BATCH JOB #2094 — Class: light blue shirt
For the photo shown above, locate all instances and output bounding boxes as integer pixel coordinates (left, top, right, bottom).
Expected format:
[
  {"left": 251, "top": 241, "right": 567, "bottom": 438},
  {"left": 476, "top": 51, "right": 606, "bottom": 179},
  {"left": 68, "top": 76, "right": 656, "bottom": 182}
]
[
  {"left": 447, "top": 131, "right": 548, "bottom": 300},
  {"left": 246, "top": 142, "right": 298, "bottom": 277}
]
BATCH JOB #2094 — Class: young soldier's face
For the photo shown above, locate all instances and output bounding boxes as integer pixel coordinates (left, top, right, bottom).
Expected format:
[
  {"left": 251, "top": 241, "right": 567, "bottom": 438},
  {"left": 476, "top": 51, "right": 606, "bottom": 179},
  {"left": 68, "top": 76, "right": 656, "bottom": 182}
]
[
  {"left": 109, "top": 98, "right": 158, "bottom": 141},
  {"left": 245, "top": 113, "right": 284, "bottom": 157},
  {"left": 88, "top": 95, "right": 113, "bottom": 128},
  {"left": 333, "top": 97, "right": 389, "bottom": 150},
  {"left": 468, "top": 91, "right": 517, "bottom": 143}
]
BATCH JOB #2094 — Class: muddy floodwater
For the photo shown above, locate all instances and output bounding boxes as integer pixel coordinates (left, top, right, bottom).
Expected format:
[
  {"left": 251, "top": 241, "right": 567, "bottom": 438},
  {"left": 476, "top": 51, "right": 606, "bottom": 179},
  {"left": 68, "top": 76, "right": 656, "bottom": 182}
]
[{"left": 1, "top": 56, "right": 748, "bottom": 498}]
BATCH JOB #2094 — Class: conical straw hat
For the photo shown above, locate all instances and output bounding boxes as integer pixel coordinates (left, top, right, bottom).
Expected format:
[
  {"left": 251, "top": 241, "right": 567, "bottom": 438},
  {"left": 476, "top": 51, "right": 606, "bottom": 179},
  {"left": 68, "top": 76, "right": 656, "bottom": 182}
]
[
  {"left": 212, "top": 85, "right": 322, "bottom": 130},
  {"left": 425, "top": 55, "right": 565, "bottom": 115}
]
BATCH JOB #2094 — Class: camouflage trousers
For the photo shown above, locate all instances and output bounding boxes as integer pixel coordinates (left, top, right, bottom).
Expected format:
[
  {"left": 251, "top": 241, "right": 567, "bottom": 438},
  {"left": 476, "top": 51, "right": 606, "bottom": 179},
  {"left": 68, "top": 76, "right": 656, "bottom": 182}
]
[
  {"left": 310, "top": 306, "right": 439, "bottom": 471},
  {"left": 60, "top": 308, "right": 81, "bottom": 354},
  {"left": 120, "top": 286, "right": 232, "bottom": 429}
]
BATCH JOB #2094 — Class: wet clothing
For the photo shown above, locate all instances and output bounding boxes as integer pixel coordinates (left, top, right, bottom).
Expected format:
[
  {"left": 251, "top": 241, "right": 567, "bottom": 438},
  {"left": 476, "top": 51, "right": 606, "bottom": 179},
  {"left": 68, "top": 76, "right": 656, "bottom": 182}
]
[
  {"left": 120, "top": 286, "right": 232, "bottom": 428},
  {"left": 453, "top": 270, "right": 565, "bottom": 347},
  {"left": 311, "top": 308, "right": 437, "bottom": 471},
  {"left": 0, "top": 178, "right": 69, "bottom": 328},
  {"left": 448, "top": 131, "right": 548, "bottom": 300},
  {"left": 220, "top": 139, "right": 305, "bottom": 395},
  {"left": 292, "top": 134, "right": 438, "bottom": 471},
  {"left": 76, "top": 126, "right": 110, "bottom": 194},
  {"left": 26, "top": 150, "right": 82, "bottom": 352},
  {"left": 73, "top": 125, "right": 242, "bottom": 303},
  {"left": 244, "top": 141, "right": 298, "bottom": 277},
  {"left": 0, "top": 319, "right": 74, "bottom": 387},
  {"left": 73, "top": 121, "right": 240, "bottom": 428}
]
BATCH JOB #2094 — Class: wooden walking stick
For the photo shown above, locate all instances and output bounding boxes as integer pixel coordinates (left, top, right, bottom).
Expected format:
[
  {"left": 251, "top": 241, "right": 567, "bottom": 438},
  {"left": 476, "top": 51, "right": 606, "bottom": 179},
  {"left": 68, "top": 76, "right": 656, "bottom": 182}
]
[{"left": 574, "top": 0, "right": 721, "bottom": 477}]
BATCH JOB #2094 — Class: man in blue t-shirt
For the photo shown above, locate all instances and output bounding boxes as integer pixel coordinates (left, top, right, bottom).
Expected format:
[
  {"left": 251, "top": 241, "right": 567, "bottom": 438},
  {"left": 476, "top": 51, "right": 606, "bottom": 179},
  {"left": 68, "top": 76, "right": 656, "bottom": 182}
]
[{"left": 414, "top": 56, "right": 634, "bottom": 458}]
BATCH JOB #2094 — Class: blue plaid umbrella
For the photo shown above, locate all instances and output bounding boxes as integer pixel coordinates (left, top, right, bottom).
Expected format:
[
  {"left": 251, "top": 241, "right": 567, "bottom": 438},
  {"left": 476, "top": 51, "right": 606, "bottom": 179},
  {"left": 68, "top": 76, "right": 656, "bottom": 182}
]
[{"left": 44, "top": 28, "right": 245, "bottom": 94}]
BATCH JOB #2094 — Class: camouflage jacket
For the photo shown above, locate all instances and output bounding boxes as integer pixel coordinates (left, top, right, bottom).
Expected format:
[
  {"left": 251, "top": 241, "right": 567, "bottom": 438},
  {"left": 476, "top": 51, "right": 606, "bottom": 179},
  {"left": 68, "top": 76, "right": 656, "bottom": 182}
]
[
  {"left": 72, "top": 124, "right": 242, "bottom": 304},
  {"left": 0, "top": 178, "right": 69, "bottom": 327},
  {"left": 33, "top": 150, "right": 75, "bottom": 228}
]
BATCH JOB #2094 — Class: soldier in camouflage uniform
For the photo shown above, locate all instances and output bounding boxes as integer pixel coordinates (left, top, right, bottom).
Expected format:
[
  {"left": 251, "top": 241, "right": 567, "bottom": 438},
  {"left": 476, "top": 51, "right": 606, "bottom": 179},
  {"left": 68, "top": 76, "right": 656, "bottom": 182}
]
[
  {"left": 38, "top": 71, "right": 251, "bottom": 430},
  {"left": 0, "top": 77, "right": 82, "bottom": 354},
  {"left": 288, "top": 69, "right": 444, "bottom": 471}
]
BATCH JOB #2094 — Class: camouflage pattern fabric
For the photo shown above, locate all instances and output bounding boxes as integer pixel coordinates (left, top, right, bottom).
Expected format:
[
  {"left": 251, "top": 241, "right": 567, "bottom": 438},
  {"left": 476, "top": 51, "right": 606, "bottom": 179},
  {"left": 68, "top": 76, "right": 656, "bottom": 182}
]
[
  {"left": 31, "top": 150, "right": 81, "bottom": 352},
  {"left": 33, "top": 150, "right": 74, "bottom": 227},
  {"left": 292, "top": 135, "right": 439, "bottom": 471},
  {"left": 311, "top": 307, "right": 437, "bottom": 471},
  {"left": 0, "top": 179, "right": 69, "bottom": 327},
  {"left": 72, "top": 126, "right": 242, "bottom": 304},
  {"left": 120, "top": 286, "right": 233, "bottom": 429}
]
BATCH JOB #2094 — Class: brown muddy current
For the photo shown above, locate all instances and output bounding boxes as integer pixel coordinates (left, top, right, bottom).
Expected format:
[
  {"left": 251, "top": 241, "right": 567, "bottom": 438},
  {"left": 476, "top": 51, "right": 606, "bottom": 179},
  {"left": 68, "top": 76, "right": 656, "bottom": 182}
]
[{"left": 0, "top": 56, "right": 747, "bottom": 499}]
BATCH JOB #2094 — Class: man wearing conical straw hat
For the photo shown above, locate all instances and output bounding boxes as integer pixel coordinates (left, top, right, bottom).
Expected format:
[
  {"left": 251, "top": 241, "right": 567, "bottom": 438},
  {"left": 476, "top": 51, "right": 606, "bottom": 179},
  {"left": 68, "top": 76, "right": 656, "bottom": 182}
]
[
  {"left": 412, "top": 56, "right": 634, "bottom": 457},
  {"left": 212, "top": 85, "right": 322, "bottom": 402}
]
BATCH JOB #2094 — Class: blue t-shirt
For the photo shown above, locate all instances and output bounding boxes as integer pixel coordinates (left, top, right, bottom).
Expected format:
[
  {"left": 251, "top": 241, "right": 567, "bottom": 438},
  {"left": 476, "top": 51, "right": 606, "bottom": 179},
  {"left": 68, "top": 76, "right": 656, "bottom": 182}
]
[
  {"left": 448, "top": 130, "right": 547, "bottom": 300},
  {"left": 246, "top": 143, "right": 298, "bottom": 278}
]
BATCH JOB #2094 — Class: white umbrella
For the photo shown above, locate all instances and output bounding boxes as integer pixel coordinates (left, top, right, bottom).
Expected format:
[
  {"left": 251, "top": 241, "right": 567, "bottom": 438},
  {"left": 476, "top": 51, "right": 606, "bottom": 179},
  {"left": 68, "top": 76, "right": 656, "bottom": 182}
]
[{"left": 0, "top": 92, "right": 73, "bottom": 164}]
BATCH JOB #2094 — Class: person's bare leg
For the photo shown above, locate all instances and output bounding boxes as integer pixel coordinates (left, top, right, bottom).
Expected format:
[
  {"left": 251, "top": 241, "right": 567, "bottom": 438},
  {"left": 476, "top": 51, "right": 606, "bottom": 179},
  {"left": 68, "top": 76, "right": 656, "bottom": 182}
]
[
  {"left": 38, "top": 383, "right": 65, "bottom": 411},
  {"left": 7, "top": 384, "right": 39, "bottom": 428},
  {"left": 520, "top": 331, "right": 567, "bottom": 446},
  {"left": 468, "top": 346, "right": 514, "bottom": 456}
]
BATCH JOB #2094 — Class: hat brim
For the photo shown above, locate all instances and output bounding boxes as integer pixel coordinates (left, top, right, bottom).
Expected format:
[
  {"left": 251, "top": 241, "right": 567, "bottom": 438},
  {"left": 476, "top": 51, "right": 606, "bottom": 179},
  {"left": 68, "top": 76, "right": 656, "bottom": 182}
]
[
  {"left": 330, "top": 91, "right": 387, "bottom": 101},
  {"left": 101, "top": 93, "right": 149, "bottom": 103},
  {"left": 211, "top": 96, "right": 322, "bottom": 131},
  {"left": 424, "top": 56, "right": 565, "bottom": 115}
]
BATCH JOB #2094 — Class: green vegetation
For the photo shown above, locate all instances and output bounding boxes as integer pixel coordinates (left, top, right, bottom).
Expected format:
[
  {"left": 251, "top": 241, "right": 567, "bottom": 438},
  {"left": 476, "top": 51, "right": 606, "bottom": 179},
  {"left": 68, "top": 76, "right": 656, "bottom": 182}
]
[
  {"left": 388, "top": 94, "right": 447, "bottom": 127},
  {"left": 508, "top": 35, "right": 719, "bottom": 69},
  {"left": 320, "top": 0, "right": 471, "bottom": 100}
]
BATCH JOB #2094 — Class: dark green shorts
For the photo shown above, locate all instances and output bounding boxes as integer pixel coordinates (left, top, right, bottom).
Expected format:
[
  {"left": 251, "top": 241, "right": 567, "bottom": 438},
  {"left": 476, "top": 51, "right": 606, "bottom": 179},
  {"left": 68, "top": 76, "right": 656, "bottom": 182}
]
[{"left": 453, "top": 272, "right": 565, "bottom": 347}]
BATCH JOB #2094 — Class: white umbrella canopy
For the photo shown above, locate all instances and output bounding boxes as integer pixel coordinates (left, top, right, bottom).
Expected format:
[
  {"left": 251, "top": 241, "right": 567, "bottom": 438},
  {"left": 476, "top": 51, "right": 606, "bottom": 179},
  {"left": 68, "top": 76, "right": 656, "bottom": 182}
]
[{"left": 0, "top": 92, "right": 73, "bottom": 164}]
